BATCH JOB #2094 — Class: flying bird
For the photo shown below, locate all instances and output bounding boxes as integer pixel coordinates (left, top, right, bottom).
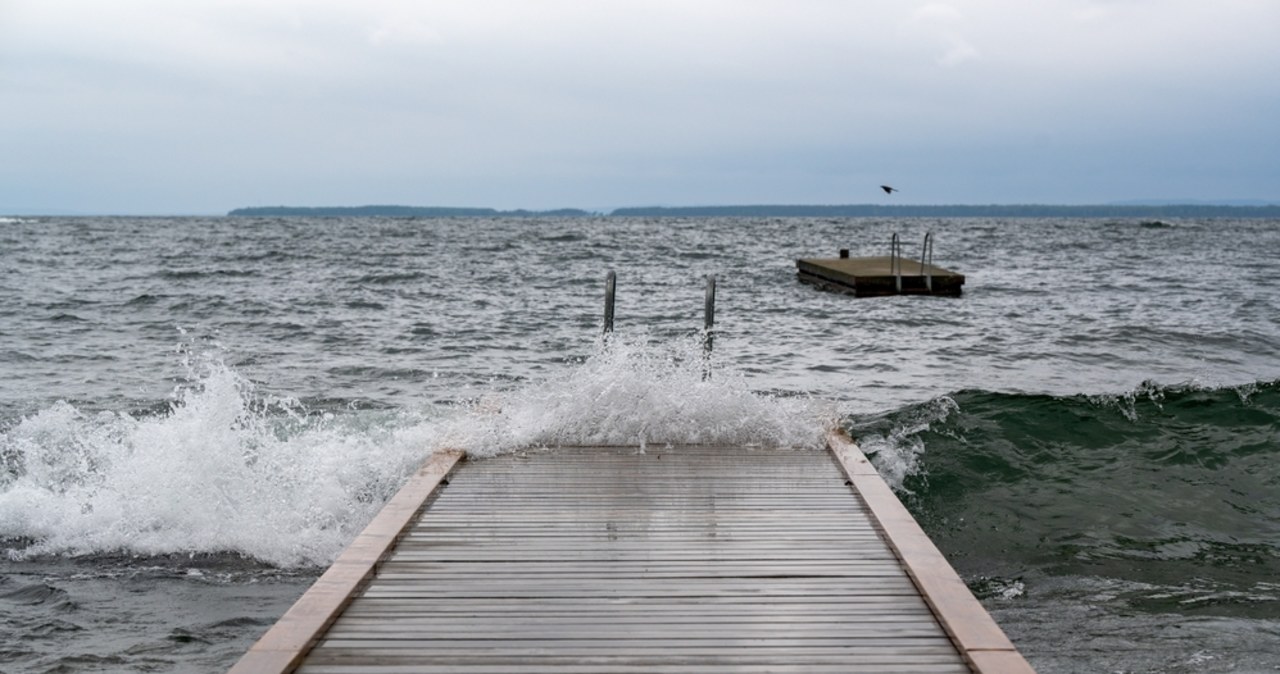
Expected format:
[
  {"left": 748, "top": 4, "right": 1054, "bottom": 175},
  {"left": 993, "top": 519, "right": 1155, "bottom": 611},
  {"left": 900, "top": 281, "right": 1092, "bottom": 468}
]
[{"left": 880, "top": 185, "right": 898, "bottom": 194}]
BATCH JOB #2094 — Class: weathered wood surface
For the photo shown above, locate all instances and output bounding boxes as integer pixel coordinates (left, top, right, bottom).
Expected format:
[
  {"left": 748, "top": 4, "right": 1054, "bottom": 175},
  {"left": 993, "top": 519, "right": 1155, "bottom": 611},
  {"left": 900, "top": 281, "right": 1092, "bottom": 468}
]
[
  {"left": 797, "top": 256, "right": 965, "bottom": 296},
  {"left": 290, "top": 446, "right": 969, "bottom": 673},
  {"left": 235, "top": 443, "right": 1034, "bottom": 673}
]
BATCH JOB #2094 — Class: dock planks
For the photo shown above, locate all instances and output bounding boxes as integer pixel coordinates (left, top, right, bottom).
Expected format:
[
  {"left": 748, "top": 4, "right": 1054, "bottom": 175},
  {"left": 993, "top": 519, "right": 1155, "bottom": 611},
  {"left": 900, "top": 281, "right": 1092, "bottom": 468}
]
[{"left": 231, "top": 442, "right": 1032, "bottom": 673}]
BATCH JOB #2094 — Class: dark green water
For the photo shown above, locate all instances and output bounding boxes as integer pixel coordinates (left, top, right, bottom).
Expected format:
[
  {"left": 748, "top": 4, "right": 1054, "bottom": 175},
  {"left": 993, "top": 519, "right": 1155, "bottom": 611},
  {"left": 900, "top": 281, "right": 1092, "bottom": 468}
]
[{"left": 852, "top": 380, "right": 1280, "bottom": 671}]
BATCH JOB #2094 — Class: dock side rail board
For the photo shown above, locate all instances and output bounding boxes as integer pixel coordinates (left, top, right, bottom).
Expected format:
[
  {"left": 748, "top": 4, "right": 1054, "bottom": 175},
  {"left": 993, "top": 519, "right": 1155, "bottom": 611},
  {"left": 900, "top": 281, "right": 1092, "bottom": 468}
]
[
  {"left": 827, "top": 430, "right": 1035, "bottom": 673},
  {"left": 227, "top": 449, "right": 464, "bottom": 674}
]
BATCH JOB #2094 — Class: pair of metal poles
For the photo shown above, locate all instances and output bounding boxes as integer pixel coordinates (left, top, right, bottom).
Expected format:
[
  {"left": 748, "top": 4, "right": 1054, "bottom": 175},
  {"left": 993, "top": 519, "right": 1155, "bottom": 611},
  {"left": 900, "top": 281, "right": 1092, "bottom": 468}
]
[{"left": 602, "top": 271, "right": 717, "bottom": 377}]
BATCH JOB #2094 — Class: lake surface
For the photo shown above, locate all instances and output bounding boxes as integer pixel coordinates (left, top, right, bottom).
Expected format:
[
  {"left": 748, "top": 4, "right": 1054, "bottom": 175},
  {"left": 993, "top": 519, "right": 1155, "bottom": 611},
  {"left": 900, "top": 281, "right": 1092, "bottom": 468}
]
[{"left": 2, "top": 215, "right": 1278, "bottom": 672}]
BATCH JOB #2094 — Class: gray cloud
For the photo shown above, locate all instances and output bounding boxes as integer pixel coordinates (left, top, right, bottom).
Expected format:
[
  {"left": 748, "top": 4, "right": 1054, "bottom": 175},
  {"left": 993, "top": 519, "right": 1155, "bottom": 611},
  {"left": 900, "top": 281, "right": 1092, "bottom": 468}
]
[{"left": 1, "top": 0, "right": 1277, "bottom": 212}]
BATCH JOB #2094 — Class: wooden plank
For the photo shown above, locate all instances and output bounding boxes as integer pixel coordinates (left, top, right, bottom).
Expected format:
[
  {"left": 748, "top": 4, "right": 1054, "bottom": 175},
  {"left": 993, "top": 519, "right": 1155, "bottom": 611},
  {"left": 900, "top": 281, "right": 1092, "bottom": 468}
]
[
  {"left": 354, "top": 587, "right": 926, "bottom": 600},
  {"left": 330, "top": 614, "right": 938, "bottom": 626},
  {"left": 316, "top": 642, "right": 960, "bottom": 655},
  {"left": 371, "top": 568, "right": 910, "bottom": 579},
  {"left": 337, "top": 605, "right": 938, "bottom": 617},
  {"left": 304, "top": 646, "right": 961, "bottom": 657},
  {"left": 226, "top": 449, "right": 464, "bottom": 674},
  {"left": 373, "top": 563, "right": 906, "bottom": 573},
  {"left": 321, "top": 626, "right": 957, "bottom": 639},
  {"left": 317, "top": 642, "right": 960, "bottom": 654},
  {"left": 308, "top": 648, "right": 965, "bottom": 660},
  {"left": 298, "top": 665, "right": 971, "bottom": 674},
  {"left": 827, "top": 430, "right": 1036, "bottom": 673},
  {"left": 338, "top": 596, "right": 935, "bottom": 612}
]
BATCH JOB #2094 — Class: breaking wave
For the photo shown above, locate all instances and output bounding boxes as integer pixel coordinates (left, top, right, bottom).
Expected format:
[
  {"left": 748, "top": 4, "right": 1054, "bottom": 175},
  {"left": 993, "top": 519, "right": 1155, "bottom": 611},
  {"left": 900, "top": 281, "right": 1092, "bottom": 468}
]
[
  {"left": 848, "top": 380, "right": 1280, "bottom": 613},
  {"left": 0, "top": 335, "right": 827, "bottom": 567}
]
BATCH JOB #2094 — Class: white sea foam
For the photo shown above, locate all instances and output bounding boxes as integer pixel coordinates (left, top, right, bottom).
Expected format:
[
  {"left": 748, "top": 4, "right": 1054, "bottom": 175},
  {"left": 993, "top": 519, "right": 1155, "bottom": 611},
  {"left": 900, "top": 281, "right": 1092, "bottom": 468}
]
[
  {"left": 437, "top": 333, "right": 831, "bottom": 457},
  {"left": 0, "top": 361, "right": 432, "bottom": 567},
  {"left": 0, "top": 335, "right": 829, "bottom": 567},
  {"left": 853, "top": 395, "right": 959, "bottom": 491}
]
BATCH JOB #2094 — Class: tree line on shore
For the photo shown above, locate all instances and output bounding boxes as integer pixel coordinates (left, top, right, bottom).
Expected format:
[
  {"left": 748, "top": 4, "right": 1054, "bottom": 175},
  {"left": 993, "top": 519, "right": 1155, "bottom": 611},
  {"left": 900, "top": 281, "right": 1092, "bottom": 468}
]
[{"left": 228, "top": 204, "right": 1280, "bottom": 218}]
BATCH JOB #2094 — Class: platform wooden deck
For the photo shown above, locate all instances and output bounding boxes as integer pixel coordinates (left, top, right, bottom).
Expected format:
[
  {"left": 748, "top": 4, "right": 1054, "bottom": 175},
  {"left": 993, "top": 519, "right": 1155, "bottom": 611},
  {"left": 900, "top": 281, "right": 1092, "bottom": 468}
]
[
  {"left": 230, "top": 436, "right": 1032, "bottom": 673},
  {"left": 797, "top": 256, "right": 965, "bottom": 297}
]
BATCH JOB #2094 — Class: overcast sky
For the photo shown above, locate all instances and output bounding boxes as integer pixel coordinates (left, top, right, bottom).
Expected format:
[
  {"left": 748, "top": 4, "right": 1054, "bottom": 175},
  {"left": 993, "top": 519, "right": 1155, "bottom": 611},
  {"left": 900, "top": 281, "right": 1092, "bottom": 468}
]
[{"left": 2, "top": 0, "right": 1278, "bottom": 214}]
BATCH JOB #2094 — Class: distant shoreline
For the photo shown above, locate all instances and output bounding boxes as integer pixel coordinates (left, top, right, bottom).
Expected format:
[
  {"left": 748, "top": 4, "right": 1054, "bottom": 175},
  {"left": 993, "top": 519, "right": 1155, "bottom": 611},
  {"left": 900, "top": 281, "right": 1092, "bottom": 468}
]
[
  {"left": 227, "top": 203, "right": 1280, "bottom": 218},
  {"left": 225, "top": 205, "right": 599, "bottom": 218}
]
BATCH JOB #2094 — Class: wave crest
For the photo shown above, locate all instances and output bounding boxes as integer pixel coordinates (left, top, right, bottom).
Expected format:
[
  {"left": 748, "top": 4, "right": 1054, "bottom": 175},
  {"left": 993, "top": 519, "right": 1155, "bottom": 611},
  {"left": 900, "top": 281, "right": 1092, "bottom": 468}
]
[
  {"left": 0, "top": 357, "right": 432, "bottom": 567},
  {"left": 852, "top": 380, "right": 1280, "bottom": 601},
  {"left": 1, "top": 335, "right": 829, "bottom": 566},
  {"left": 438, "top": 333, "right": 830, "bottom": 455}
]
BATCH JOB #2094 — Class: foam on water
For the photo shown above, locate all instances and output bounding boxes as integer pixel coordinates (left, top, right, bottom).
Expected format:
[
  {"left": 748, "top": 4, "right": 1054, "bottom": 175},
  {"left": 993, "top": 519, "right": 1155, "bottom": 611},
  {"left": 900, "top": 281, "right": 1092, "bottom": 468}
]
[
  {"left": 0, "top": 335, "right": 828, "bottom": 568},
  {"left": 845, "top": 394, "right": 959, "bottom": 492},
  {"left": 0, "top": 361, "right": 430, "bottom": 567},
  {"left": 438, "top": 333, "right": 831, "bottom": 456}
]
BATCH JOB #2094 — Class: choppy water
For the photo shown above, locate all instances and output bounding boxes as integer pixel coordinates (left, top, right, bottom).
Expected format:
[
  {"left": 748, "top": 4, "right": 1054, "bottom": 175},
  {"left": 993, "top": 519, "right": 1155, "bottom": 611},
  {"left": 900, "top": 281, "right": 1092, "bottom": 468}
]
[{"left": 2, "top": 215, "right": 1278, "bottom": 672}]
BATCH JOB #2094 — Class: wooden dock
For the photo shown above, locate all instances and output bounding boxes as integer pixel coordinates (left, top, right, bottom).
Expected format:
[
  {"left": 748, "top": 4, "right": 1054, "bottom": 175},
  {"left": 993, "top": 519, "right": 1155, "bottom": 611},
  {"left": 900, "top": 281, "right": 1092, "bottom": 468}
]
[
  {"left": 230, "top": 434, "right": 1032, "bottom": 673},
  {"left": 797, "top": 257, "right": 965, "bottom": 297}
]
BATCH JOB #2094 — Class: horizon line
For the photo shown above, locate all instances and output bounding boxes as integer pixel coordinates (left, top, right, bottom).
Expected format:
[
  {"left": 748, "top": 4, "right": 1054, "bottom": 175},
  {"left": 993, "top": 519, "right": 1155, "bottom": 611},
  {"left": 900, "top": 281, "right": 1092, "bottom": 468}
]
[{"left": 6, "top": 200, "right": 1280, "bottom": 218}]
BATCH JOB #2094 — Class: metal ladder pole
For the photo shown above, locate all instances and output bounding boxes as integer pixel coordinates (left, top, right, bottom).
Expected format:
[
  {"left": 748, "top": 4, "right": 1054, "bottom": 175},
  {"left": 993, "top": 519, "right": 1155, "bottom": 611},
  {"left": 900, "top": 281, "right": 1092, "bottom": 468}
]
[
  {"left": 890, "top": 233, "right": 902, "bottom": 293},
  {"left": 919, "top": 231, "right": 934, "bottom": 293},
  {"left": 702, "top": 274, "right": 716, "bottom": 380},
  {"left": 603, "top": 270, "right": 616, "bottom": 337}
]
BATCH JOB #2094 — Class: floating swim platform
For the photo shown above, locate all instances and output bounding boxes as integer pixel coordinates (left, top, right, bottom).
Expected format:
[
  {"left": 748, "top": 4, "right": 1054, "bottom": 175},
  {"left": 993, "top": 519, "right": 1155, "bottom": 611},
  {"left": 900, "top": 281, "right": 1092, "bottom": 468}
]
[
  {"left": 797, "top": 256, "right": 965, "bottom": 297},
  {"left": 229, "top": 435, "right": 1031, "bottom": 673},
  {"left": 798, "top": 232, "right": 965, "bottom": 297}
]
